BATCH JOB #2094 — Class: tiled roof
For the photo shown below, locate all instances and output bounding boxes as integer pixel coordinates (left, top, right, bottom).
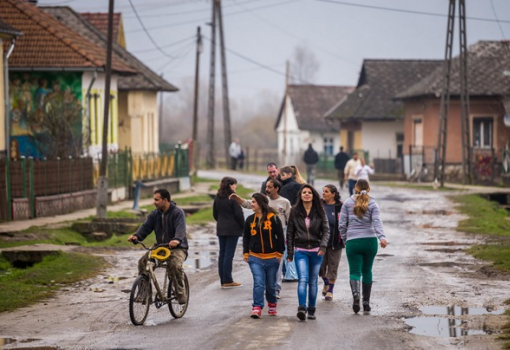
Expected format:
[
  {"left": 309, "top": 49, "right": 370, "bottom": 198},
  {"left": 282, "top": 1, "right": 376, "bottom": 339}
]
[
  {"left": 276, "top": 85, "right": 355, "bottom": 132},
  {"left": 0, "top": 17, "right": 22, "bottom": 37},
  {"left": 80, "top": 12, "right": 120, "bottom": 45},
  {"left": 42, "top": 6, "right": 177, "bottom": 92},
  {"left": 326, "top": 60, "right": 442, "bottom": 121},
  {"left": 0, "top": 0, "right": 134, "bottom": 72},
  {"left": 396, "top": 40, "right": 510, "bottom": 99}
]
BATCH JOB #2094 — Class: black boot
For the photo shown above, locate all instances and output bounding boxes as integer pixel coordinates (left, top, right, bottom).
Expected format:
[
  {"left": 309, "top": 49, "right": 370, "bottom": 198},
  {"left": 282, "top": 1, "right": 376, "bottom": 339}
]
[
  {"left": 362, "top": 282, "right": 372, "bottom": 312},
  {"left": 307, "top": 306, "right": 316, "bottom": 320},
  {"left": 349, "top": 280, "right": 361, "bottom": 314},
  {"left": 297, "top": 305, "right": 307, "bottom": 321}
]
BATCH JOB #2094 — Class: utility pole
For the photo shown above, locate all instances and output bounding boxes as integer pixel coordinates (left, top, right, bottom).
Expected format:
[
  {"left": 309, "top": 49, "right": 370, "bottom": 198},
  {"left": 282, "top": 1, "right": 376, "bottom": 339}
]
[
  {"left": 282, "top": 61, "right": 289, "bottom": 166},
  {"left": 96, "top": 0, "right": 114, "bottom": 218},
  {"left": 458, "top": 0, "right": 472, "bottom": 184},
  {"left": 216, "top": 0, "right": 232, "bottom": 169},
  {"left": 206, "top": 1, "right": 217, "bottom": 169},
  {"left": 435, "top": 0, "right": 455, "bottom": 187},
  {"left": 435, "top": 0, "right": 471, "bottom": 187},
  {"left": 192, "top": 26, "right": 202, "bottom": 175},
  {"left": 158, "top": 73, "right": 164, "bottom": 151}
]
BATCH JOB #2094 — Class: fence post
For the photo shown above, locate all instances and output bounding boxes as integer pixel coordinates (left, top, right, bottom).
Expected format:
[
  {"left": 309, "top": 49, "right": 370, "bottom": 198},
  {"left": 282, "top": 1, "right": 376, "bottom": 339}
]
[
  {"left": 29, "top": 157, "right": 35, "bottom": 218},
  {"left": 20, "top": 156, "right": 26, "bottom": 198},
  {"left": 69, "top": 156, "right": 73, "bottom": 193},
  {"left": 57, "top": 157, "right": 60, "bottom": 194},
  {"left": 5, "top": 156, "right": 11, "bottom": 221},
  {"left": 246, "top": 147, "right": 250, "bottom": 171},
  {"left": 175, "top": 144, "right": 181, "bottom": 177},
  {"left": 80, "top": 156, "right": 84, "bottom": 191}
]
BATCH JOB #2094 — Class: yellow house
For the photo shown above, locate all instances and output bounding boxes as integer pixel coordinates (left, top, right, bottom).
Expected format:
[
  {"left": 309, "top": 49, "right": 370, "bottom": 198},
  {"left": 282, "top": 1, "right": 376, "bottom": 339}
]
[{"left": 0, "top": 19, "right": 21, "bottom": 157}]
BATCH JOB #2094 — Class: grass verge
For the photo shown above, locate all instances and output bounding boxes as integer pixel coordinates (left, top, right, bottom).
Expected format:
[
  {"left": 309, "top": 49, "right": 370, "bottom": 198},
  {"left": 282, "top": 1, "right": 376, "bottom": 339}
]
[
  {"left": 377, "top": 181, "right": 457, "bottom": 191},
  {"left": 452, "top": 194, "right": 510, "bottom": 347},
  {"left": 0, "top": 252, "right": 108, "bottom": 313}
]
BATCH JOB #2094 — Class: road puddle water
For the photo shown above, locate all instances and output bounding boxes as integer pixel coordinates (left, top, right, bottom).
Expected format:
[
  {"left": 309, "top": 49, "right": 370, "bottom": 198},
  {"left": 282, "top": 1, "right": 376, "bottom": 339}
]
[
  {"left": 184, "top": 229, "right": 219, "bottom": 272},
  {"left": 405, "top": 305, "right": 505, "bottom": 337},
  {"left": 0, "top": 337, "right": 56, "bottom": 349}
]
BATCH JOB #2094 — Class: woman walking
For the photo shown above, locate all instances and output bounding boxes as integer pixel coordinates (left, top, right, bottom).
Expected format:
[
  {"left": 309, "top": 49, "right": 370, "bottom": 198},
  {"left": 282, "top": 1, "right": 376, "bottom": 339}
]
[
  {"left": 319, "top": 184, "right": 344, "bottom": 301},
  {"left": 213, "top": 177, "right": 245, "bottom": 288},
  {"left": 339, "top": 179, "right": 387, "bottom": 314},
  {"left": 243, "top": 193, "right": 285, "bottom": 318},
  {"left": 287, "top": 185, "right": 330, "bottom": 321}
]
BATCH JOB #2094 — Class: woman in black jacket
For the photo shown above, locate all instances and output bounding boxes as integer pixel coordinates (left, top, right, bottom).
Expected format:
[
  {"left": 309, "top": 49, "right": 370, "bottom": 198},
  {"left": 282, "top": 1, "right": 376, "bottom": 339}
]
[
  {"left": 287, "top": 184, "right": 330, "bottom": 321},
  {"left": 279, "top": 165, "right": 304, "bottom": 206},
  {"left": 319, "top": 184, "right": 344, "bottom": 301},
  {"left": 213, "top": 177, "right": 245, "bottom": 288}
]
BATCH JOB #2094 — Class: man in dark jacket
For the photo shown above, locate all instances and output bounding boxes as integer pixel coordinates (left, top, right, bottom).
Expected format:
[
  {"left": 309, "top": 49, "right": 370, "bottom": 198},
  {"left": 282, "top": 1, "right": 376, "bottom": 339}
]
[
  {"left": 260, "top": 162, "right": 281, "bottom": 194},
  {"left": 128, "top": 189, "right": 188, "bottom": 304},
  {"left": 334, "top": 146, "right": 350, "bottom": 190},
  {"left": 303, "top": 143, "right": 319, "bottom": 186}
]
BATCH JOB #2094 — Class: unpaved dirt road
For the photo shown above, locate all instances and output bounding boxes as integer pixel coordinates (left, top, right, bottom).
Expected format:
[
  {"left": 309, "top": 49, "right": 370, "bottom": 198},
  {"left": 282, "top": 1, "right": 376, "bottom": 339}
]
[{"left": 0, "top": 177, "right": 508, "bottom": 350}]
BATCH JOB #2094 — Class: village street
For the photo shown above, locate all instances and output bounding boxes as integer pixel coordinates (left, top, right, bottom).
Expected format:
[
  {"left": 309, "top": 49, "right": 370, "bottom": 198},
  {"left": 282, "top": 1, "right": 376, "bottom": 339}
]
[{"left": 0, "top": 170, "right": 508, "bottom": 350}]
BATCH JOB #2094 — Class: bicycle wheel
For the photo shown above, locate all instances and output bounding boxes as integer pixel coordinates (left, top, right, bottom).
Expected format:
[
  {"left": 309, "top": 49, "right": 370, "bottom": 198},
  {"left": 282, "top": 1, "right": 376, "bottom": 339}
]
[
  {"left": 168, "top": 273, "right": 189, "bottom": 318},
  {"left": 129, "top": 275, "right": 151, "bottom": 326}
]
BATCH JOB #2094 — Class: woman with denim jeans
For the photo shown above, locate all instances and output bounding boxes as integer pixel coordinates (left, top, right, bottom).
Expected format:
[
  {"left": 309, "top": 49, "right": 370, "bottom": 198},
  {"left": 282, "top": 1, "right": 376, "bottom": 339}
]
[
  {"left": 287, "top": 184, "right": 330, "bottom": 321},
  {"left": 339, "top": 179, "right": 387, "bottom": 314},
  {"left": 243, "top": 193, "right": 285, "bottom": 318},
  {"left": 213, "top": 177, "right": 245, "bottom": 288}
]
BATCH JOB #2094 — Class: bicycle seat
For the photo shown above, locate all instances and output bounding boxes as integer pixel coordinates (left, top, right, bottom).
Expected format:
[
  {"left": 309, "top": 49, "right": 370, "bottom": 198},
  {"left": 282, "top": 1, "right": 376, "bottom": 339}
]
[{"left": 150, "top": 247, "right": 171, "bottom": 261}]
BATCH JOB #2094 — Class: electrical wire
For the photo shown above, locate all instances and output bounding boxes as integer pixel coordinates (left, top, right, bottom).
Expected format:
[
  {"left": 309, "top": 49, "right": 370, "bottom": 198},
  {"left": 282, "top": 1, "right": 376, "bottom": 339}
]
[
  {"left": 131, "top": 34, "right": 195, "bottom": 55},
  {"left": 157, "top": 42, "right": 195, "bottom": 72},
  {"left": 128, "top": 0, "right": 175, "bottom": 59},
  {"left": 490, "top": 0, "right": 507, "bottom": 39},
  {"left": 317, "top": 0, "right": 510, "bottom": 24}
]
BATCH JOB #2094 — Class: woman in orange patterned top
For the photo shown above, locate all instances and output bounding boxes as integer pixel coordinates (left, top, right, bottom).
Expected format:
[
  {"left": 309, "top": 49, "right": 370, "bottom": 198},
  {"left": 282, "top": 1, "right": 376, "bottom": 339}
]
[{"left": 243, "top": 193, "right": 285, "bottom": 319}]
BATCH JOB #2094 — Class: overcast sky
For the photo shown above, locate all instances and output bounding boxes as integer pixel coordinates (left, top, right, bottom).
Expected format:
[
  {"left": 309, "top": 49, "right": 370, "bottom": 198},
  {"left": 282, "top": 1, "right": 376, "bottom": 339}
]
[{"left": 37, "top": 0, "right": 510, "bottom": 100}]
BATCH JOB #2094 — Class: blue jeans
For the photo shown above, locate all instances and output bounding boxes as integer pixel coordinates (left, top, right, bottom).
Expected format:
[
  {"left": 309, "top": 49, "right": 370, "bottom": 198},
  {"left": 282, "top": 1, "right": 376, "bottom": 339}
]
[
  {"left": 294, "top": 250, "right": 324, "bottom": 307},
  {"left": 348, "top": 179, "right": 357, "bottom": 196},
  {"left": 248, "top": 256, "right": 280, "bottom": 308},
  {"left": 218, "top": 236, "right": 239, "bottom": 285}
]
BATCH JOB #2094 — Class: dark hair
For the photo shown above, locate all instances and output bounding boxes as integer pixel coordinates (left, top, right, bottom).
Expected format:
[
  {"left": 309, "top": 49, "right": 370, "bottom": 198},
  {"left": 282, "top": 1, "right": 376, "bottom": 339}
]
[
  {"left": 293, "top": 184, "right": 325, "bottom": 220},
  {"left": 217, "top": 177, "right": 237, "bottom": 198},
  {"left": 267, "top": 179, "right": 282, "bottom": 193},
  {"left": 252, "top": 192, "right": 278, "bottom": 220},
  {"left": 322, "top": 184, "right": 340, "bottom": 203},
  {"left": 154, "top": 189, "right": 171, "bottom": 202},
  {"left": 266, "top": 162, "right": 278, "bottom": 169}
]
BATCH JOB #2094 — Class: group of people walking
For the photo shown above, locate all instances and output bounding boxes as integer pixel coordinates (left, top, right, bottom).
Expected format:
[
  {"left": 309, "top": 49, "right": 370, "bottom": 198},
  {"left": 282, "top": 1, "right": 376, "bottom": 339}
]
[{"left": 213, "top": 161, "right": 387, "bottom": 321}]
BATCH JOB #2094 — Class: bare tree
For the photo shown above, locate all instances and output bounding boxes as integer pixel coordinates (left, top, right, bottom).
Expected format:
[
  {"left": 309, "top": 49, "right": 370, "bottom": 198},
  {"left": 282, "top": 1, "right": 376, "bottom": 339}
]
[{"left": 290, "top": 45, "right": 320, "bottom": 84}]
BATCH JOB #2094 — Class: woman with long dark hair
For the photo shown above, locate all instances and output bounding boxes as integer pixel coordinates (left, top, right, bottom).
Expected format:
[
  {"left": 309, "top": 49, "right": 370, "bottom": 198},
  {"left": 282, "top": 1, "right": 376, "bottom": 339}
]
[
  {"left": 320, "top": 184, "right": 344, "bottom": 301},
  {"left": 213, "top": 177, "right": 245, "bottom": 288},
  {"left": 243, "top": 193, "right": 285, "bottom": 318},
  {"left": 287, "top": 184, "right": 330, "bottom": 321},
  {"left": 339, "top": 179, "right": 387, "bottom": 314}
]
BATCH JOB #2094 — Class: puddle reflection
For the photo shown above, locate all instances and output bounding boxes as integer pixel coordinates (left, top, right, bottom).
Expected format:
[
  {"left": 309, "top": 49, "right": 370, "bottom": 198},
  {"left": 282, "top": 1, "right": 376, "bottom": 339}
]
[
  {"left": 405, "top": 305, "right": 505, "bottom": 338},
  {"left": 0, "top": 337, "right": 56, "bottom": 350}
]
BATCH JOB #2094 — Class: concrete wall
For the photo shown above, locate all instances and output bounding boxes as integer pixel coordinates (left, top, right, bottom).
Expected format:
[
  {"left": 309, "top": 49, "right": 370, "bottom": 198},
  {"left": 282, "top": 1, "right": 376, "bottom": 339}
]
[{"left": 127, "top": 90, "right": 158, "bottom": 155}]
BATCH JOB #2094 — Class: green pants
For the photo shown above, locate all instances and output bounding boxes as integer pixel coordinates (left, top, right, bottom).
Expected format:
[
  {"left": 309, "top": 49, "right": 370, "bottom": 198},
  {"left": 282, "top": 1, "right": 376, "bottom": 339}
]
[{"left": 345, "top": 237, "right": 378, "bottom": 284}]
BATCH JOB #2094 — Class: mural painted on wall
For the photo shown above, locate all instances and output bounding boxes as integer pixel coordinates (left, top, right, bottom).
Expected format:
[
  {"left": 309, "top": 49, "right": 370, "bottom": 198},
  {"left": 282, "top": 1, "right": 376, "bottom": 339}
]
[{"left": 9, "top": 72, "right": 83, "bottom": 159}]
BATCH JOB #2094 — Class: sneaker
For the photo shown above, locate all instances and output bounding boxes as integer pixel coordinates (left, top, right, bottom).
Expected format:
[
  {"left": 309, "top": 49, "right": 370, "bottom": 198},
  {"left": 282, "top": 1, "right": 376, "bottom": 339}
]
[
  {"left": 325, "top": 292, "right": 333, "bottom": 301},
  {"left": 322, "top": 284, "right": 329, "bottom": 296},
  {"left": 251, "top": 306, "right": 262, "bottom": 319},
  {"left": 276, "top": 290, "right": 281, "bottom": 299},
  {"left": 268, "top": 302, "right": 277, "bottom": 316},
  {"left": 221, "top": 282, "right": 242, "bottom": 288}
]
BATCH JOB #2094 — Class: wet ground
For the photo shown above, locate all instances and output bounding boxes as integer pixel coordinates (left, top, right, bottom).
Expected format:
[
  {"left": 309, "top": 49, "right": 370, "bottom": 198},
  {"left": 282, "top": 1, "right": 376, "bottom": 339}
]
[{"left": 0, "top": 171, "right": 508, "bottom": 349}]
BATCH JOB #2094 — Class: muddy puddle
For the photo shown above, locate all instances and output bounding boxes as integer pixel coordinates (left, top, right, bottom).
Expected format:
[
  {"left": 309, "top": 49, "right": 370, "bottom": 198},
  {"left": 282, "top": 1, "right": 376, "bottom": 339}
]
[
  {"left": 405, "top": 305, "right": 506, "bottom": 338},
  {"left": 0, "top": 337, "right": 57, "bottom": 350}
]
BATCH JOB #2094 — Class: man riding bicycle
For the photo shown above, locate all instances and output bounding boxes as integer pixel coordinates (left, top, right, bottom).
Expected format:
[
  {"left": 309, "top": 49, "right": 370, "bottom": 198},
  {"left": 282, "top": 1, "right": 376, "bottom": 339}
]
[{"left": 128, "top": 189, "right": 188, "bottom": 304}]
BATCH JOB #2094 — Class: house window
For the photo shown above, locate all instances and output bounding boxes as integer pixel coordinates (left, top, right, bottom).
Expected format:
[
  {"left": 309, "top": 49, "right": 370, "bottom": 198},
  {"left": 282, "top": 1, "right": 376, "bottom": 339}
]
[
  {"left": 396, "top": 133, "right": 404, "bottom": 158},
  {"left": 472, "top": 117, "right": 493, "bottom": 148},
  {"left": 323, "top": 137, "right": 333, "bottom": 156}
]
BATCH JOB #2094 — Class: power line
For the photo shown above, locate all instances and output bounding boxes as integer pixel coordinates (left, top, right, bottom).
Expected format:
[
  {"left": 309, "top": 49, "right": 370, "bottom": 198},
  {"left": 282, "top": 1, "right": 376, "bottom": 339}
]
[
  {"left": 317, "top": 0, "right": 510, "bottom": 24},
  {"left": 157, "top": 42, "right": 195, "bottom": 72},
  {"left": 131, "top": 34, "right": 195, "bottom": 54},
  {"left": 490, "top": 0, "right": 507, "bottom": 39},
  {"left": 128, "top": 0, "right": 175, "bottom": 60},
  {"left": 125, "top": 0, "right": 302, "bottom": 35}
]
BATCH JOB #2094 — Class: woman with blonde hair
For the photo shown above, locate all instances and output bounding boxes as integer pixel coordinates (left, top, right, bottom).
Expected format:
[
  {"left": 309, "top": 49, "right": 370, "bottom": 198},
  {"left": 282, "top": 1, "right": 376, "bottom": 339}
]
[
  {"left": 339, "top": 179, "right": 387, "bottom": 314},
  {"left": 290, "top": 165, "right": 306, "bottom": 184}
]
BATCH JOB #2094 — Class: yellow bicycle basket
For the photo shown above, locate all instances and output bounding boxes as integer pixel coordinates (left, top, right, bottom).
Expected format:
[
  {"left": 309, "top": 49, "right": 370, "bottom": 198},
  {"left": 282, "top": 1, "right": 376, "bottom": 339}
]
[{"left": 150, "top": 246, "right": 171, "bottom": 261}]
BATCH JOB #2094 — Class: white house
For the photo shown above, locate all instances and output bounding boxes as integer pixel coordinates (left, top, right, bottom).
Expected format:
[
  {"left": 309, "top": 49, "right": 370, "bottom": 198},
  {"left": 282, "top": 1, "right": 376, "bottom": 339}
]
[{"left": 275, "top": 84, "right": 354, "bottom": 166}]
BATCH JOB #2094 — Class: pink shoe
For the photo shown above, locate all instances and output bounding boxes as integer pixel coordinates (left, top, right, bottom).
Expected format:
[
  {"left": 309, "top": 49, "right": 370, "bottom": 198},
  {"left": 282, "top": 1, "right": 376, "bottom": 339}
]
[
  {"left": 251, "top": 306, "right": 262, "bottom": 319},
  {"left": 268, "top": 302, "right": 277, "bottom": 316}
]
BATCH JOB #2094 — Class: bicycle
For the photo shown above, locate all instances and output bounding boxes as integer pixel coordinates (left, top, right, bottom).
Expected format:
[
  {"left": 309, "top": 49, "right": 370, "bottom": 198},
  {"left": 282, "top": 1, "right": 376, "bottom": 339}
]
[{"left": 129, "top": 241, "right": 189, "bottom": 326}]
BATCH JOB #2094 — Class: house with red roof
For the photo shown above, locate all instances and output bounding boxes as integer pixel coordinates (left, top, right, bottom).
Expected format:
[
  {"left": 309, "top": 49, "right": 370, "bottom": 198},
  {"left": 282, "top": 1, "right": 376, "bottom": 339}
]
[{"left": 0, "top": 0, "right": 134, "bottom": 159}]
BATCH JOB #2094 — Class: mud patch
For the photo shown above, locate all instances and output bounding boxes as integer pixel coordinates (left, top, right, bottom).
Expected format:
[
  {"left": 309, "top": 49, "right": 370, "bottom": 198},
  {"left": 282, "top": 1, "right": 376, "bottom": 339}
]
[
  {"left": 424, "top": 248, "right": 464, "bottom": 253},
  {"left": 419, "top": 241, "right": 472, "bottom": 246}
]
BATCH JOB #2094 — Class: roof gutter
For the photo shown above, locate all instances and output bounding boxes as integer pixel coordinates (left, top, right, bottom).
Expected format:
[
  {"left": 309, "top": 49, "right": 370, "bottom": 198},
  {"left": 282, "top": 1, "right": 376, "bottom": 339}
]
[
  {"left": 9, "top": 67, "right": 105, "bottom": 72},
  {"left": 4, "top": 39, "right": 16, "bottom": 159}
]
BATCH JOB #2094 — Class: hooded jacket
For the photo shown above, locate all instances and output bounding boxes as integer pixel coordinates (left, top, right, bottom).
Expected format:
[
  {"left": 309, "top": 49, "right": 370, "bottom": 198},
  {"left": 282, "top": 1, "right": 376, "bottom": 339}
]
[
  {"left": 323, "top": 200, "right": 344, "bottom": 249},
  {"left": 134, "top": 202, "right": 188, "bottom": 249},
  {"left": 279, "top": 177, "right": 302, "bottom": 205},
  {"left": 243, "top": 212, "right": 285, "bottom": 260}
]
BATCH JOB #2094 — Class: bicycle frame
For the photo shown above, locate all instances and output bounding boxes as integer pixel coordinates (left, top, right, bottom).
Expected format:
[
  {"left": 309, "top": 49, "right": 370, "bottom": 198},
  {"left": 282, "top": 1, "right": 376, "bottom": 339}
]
[{"left": 146, "top": 258, "right": 169, "bottom": 307}]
